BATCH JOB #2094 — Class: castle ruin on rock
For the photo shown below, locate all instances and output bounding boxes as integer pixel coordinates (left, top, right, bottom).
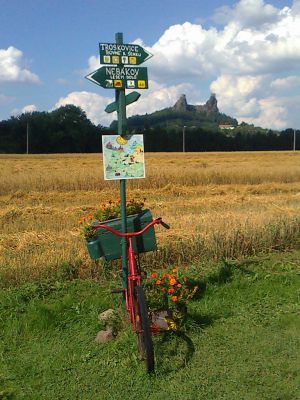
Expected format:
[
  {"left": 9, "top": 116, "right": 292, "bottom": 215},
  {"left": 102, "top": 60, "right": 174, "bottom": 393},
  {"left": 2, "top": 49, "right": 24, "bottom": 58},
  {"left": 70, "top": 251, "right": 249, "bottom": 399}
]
[{"left": 173, "top": 93, "right": 219, "bottom": 113}]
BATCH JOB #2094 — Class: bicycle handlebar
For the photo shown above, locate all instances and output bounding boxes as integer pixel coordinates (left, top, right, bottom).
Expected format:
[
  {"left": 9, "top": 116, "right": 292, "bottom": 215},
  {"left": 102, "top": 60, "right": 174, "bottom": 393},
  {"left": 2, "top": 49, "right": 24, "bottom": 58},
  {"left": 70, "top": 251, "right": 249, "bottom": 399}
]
[{"left": 92, "top": 217, "right": 170, "bottom": 238}]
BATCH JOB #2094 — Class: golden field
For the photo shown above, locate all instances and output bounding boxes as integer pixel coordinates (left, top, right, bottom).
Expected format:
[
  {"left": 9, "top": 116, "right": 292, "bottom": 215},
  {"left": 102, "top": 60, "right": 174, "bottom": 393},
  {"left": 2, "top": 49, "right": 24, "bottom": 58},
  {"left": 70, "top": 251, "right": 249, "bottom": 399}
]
[{"left": 1, "top": 151, "right": 300, "bottom": 285}]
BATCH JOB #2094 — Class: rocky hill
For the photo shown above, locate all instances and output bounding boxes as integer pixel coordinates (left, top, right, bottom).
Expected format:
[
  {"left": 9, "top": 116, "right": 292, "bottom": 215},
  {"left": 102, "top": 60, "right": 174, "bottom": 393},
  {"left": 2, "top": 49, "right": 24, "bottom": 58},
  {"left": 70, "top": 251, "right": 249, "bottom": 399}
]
[
  {"left": 173, "top": 93, "right": 219, "bottom": 113},
  {"left": 110, "top": 93, "right": 237, "bottom": 132}
]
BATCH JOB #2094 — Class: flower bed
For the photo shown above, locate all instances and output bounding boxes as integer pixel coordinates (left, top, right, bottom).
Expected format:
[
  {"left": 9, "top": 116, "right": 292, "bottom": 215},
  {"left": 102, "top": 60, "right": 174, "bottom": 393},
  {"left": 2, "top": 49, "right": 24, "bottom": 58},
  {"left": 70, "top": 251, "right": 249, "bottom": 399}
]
[
  {"left": 145, "top": 268, "right": 198, "bottom": 331},
  {"left": 79, "top": 199, "right": 156, "bottom": 260}
]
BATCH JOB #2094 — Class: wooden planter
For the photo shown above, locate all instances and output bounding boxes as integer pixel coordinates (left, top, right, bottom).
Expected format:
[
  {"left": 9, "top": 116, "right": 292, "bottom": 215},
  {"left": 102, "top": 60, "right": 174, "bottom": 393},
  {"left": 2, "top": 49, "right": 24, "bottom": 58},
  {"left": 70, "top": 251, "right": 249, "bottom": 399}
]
[{"left": 85, "top": 209, "right": 156, "bottom": 261}]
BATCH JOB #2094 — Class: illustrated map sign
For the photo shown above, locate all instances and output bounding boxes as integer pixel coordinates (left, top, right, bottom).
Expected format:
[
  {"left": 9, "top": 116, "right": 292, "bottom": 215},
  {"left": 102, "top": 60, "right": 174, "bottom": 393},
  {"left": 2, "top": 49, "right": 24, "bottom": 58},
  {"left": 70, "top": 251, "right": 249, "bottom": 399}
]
[
  {"left": 102, "top": 135, "right": 145, "bottom": 180},
  {"left": 86, "top": 66, "right": 148, "bottom": 89},
  {"left": 99, "top": 43, "right": 153, "bottom": 66}
]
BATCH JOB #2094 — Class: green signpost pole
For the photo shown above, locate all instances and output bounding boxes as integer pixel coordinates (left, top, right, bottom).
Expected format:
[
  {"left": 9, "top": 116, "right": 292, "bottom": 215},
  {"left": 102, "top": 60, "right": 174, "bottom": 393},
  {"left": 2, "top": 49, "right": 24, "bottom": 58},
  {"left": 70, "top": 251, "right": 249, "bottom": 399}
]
[
  {"left": 115, "top": 32, "right": 128, "bottom": 290},
  {"left": 86, "top": 33, "right": 151, "bottom": 290}
]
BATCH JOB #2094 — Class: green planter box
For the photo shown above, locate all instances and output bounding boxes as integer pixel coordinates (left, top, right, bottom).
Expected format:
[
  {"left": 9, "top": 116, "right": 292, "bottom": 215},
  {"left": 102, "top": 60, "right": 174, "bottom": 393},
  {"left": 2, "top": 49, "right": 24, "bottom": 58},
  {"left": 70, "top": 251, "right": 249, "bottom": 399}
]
[{"left": 85, "top": 209, "right": 156, "bottom": 261}]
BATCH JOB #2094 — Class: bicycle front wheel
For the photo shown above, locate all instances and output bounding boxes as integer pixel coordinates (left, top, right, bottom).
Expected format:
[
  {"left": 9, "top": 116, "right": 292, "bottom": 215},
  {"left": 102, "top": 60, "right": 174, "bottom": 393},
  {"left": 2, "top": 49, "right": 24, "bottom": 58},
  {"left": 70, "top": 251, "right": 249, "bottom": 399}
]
[{"left": 134, "top": 285, "right": 155, "bottom": 373}]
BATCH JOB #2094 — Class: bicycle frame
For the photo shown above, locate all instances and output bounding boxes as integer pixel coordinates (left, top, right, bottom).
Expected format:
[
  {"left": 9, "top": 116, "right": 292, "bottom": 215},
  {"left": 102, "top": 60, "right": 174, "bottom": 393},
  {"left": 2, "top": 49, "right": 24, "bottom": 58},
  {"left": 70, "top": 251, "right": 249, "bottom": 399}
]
[{"left": 93, "top": 218, "right": 169, "bottom": 330}]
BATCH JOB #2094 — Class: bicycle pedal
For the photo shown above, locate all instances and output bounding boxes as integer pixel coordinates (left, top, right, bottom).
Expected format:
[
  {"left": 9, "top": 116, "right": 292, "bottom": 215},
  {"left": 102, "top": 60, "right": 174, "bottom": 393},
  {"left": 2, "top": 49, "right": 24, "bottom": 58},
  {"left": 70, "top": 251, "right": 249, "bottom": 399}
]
[{"left": 111, "top": 288, "right": 125, "bottom": 294}]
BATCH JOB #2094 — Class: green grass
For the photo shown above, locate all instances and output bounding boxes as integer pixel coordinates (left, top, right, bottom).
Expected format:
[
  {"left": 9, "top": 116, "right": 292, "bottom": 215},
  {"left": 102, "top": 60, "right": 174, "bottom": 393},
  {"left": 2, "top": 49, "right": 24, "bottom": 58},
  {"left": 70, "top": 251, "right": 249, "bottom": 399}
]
[{"left": 1, "top": 251, "right": 300, "bottom": 400}]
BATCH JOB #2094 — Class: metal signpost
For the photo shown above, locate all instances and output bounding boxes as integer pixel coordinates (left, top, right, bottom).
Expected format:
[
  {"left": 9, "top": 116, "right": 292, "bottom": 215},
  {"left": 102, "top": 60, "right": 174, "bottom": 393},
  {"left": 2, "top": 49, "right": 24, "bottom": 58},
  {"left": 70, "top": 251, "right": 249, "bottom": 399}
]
[
  {"left": 99, "top": 42, "right": 152, "bottom": 66},
  {"left": 86, "top": 33, "right": 152, "bottom": 289},
  {"left": 86, "top": 66, "right": 149, "bottom": 90}
]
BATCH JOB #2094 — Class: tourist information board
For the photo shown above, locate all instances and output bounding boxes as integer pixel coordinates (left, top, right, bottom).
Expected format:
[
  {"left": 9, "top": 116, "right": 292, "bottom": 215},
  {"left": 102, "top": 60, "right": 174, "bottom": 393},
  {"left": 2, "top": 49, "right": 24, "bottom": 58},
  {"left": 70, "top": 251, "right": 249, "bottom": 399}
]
[
  {"left": 99, "top": 43, "right": 152, "bottom": 65},
  {"left": 102, "top": 134, "right": 145, "bottom": 180},
  {"left": 86, "top": 66, "right": 148, "bottom": 89}
]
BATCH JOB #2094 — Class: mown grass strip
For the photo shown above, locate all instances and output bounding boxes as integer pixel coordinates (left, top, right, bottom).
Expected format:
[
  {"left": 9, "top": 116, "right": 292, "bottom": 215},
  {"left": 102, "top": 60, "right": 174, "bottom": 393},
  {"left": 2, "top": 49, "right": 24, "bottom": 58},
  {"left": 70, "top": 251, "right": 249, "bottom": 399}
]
[{"left": 1, "top": 251, "right": 299, "bottom": 399}]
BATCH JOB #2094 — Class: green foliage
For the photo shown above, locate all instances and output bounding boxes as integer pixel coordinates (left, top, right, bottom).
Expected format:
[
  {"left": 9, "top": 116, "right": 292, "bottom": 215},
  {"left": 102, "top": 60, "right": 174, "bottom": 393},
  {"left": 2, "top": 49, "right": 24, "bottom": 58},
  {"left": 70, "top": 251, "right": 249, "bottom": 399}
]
[
  {"left": 0, "top": 105, "right": 105, "bottom": 153},
  {"left": 79, "top": 198, "right": 146, "bottom": 239},
  {"left": 57, "top": 259, "right": 83, "bottom": 280}
]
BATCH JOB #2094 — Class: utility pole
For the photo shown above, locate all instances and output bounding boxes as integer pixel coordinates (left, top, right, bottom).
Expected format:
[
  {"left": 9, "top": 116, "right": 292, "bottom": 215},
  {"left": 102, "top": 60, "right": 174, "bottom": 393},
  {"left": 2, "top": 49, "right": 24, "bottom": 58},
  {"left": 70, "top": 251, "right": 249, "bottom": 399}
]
[
  {"left": 293, "top": 129, "right": 296, "bottom": 151},
  {"left": 26, "top": 122, "right": 29, "bottom": 154},
  {"left": 183, "top": 126, "right": 186, "bottom": 152}
]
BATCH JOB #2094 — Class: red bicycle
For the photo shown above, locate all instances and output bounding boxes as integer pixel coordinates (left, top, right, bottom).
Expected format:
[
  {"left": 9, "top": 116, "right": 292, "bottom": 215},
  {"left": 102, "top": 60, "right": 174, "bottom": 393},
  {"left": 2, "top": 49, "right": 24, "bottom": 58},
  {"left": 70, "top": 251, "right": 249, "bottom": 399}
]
[{"left": 93, "top": 217, "right": 170, "bottom": 373}]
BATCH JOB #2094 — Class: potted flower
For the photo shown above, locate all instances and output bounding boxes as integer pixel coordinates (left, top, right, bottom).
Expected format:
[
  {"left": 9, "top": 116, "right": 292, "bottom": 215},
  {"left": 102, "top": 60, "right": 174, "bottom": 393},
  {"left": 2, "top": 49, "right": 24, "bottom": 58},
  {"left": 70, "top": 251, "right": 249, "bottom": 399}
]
[
  {"left": 79, "top": 198, "right": 157, "bottom": 260},
  {"left": 145, "top": 268, "right": 198, "bottom": 331}
]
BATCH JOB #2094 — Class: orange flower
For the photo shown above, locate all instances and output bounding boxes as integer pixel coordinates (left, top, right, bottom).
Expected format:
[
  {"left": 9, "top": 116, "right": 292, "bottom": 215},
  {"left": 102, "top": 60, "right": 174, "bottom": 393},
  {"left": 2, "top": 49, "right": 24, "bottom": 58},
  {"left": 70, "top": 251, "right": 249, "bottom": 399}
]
[
  {"left": 168, "top": 288, "right": 175, "bottom": 293},
  {"left": 155, "top": 280, "right": 161, "bottom": 285},
  {"left": 171, "top": 296, "right": 178, "bottom": 302},
  {"left": 151, "top": 272, "right": 158, "bottom": 278},
  {"left": 172, "top": 268, "right": 177, "bottom": 273},
  {"left": 169, "top": 278, "right": 177, "bottom": 286},
  {"left": 177, "top": 283, "right": 182, "bottom": 288},
  {"left": 161, "top": 287, "right": 166, "bottom": 291},
  {"left": 163, "top": 273, "right": 169, "bottom": 279}
]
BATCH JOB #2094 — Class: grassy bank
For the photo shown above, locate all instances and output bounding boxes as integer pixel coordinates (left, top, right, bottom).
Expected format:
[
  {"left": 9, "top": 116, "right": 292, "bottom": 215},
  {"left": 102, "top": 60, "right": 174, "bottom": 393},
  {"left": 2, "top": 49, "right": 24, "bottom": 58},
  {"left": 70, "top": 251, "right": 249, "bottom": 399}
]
[{"left": 1, "top": 250, "right": 299, "bottom": 399}]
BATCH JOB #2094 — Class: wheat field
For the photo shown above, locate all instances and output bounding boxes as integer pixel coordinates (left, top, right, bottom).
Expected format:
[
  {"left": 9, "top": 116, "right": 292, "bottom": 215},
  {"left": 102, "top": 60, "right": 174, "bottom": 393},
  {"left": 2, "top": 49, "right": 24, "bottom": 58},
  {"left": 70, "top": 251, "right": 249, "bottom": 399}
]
[{"left": 1, "top": 152, "right": 300, "bottom": 285}]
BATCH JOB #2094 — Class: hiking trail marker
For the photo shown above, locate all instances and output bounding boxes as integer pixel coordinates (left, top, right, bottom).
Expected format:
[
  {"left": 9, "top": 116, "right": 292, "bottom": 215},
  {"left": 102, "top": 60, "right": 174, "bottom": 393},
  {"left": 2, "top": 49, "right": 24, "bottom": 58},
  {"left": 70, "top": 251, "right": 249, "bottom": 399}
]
[
  {"left": 85, "top": 32, "right": 152, "bottom": 289},
  {"left": 86, "top": 66, "right": 148, "bottom": 90},
  {"left": 99, "top": 43, "right": 152, "bottom": 66}
]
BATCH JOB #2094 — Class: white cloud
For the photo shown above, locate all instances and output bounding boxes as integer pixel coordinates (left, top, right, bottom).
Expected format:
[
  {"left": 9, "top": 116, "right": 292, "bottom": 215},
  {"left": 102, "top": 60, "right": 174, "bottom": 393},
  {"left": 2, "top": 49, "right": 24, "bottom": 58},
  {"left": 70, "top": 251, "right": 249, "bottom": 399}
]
[
  {"left": 0, "top": 47, "right": 40, "bottom": 83},
  {"left": 210, "top": 74, "right": 300, "bottom": 129},
  {"left": 292, "top": 0, "right": 300, "bottom": 14},
  {"left": 144, "top": 1, "right": 300, "bottom": 81},
  {"left": 53, "top": 82, "right": 197, "bottom": 127},
  {"left": 54, "top": 91, "right": 113, "bottom": 126},
  {"left": 12, "top": 104, "right": 37, "bottom": 116},
  {"left": 240, "top": 96, "right": 289, "bottom": 130},
  {"left": 271, "top": 75, "right": 300, "bottom": 89},
  {"left": 87, "top": 55, "right": 99, "bottom": 72},
  {"left": 211, "top": 74, "right": 264, "bottom": 118},
  {"left": 213, "top": 0, "right": 281, "bottom": 28}
]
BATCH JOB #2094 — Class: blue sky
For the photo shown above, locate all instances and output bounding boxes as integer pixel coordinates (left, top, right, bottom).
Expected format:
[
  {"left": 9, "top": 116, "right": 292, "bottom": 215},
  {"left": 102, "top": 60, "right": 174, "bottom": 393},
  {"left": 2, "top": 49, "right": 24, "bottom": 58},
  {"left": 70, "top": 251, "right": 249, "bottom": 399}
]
[{"left": 1, "top": 0, "right": 299, "bottom": 129}]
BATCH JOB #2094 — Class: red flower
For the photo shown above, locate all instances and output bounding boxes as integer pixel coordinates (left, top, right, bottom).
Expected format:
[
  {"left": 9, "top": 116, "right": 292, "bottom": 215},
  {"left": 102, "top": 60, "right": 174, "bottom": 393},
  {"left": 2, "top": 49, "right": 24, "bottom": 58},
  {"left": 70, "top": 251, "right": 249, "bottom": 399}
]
[{"left": 169, "top": 278, "right": 177, "bottom": 286}]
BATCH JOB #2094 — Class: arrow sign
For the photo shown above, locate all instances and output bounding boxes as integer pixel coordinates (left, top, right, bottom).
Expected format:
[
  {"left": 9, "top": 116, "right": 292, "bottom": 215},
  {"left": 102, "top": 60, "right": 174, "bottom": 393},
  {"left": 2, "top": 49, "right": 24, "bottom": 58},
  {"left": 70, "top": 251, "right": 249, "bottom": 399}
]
[
  {"left": 85, "top": 66, "right": 148, "bottom": 90},
  {"left": 99, "top": 43, "right": 152, "bottom": 66},
  {"left": 105, "top": 91, "right": 141, "bottom": 113}
]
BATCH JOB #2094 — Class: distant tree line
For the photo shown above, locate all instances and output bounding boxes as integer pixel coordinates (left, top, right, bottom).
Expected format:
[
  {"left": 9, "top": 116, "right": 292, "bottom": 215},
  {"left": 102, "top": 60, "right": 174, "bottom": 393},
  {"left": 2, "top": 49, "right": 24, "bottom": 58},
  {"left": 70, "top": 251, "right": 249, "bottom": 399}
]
[
  {"left": 0, "top": 105, "right": 106, "bottom": 153},
  {"left": 0, "top": 105, "right": 298, "bottom": 153},
  {"left": 143, "top": 127, "right": 299, "bottom": 152}
]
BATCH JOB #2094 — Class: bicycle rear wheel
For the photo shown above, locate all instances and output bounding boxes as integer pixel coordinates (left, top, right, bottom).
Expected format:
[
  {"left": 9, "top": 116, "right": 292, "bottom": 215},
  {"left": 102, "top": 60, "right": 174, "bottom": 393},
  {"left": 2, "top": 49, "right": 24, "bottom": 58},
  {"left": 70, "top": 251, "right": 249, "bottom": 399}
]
[{"left": 134, "top": 285, "right": 154, "bottom": 373}]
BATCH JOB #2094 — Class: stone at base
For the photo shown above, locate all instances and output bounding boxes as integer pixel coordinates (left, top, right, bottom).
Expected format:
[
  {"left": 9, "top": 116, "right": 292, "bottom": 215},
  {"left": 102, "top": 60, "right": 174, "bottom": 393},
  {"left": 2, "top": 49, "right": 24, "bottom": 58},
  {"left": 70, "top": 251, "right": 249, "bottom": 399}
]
[
  {"left": 98, "top": 309, "right": 115, "bottom": 322},
  {"left": 95, "top": 327, "right": 114, "bottom": 343},
  {"left": 151, "top": 310, "right": 169, "bottom": 330}
]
